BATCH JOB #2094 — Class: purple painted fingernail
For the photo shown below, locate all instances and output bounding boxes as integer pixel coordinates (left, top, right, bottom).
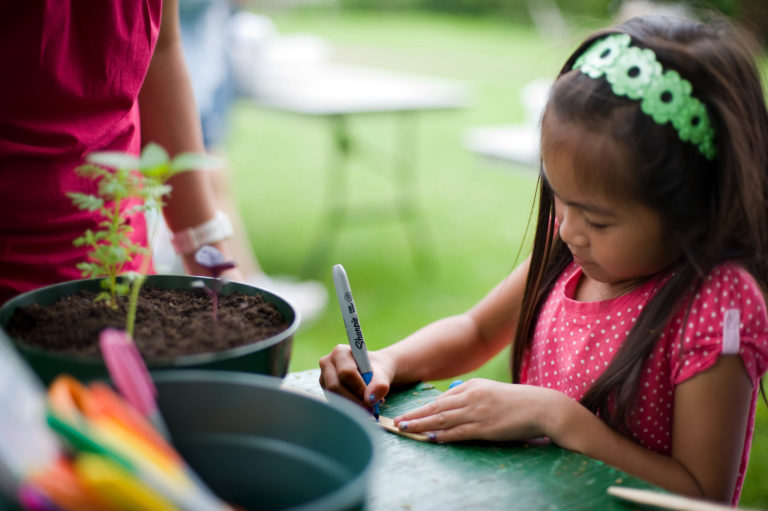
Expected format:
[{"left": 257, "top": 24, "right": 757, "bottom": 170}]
[
  {"left": 400, "top": 421, "right": 408, "bottom": 431},
  {"left": 428, "top": 432, "right": 437, "bottom": 442}
]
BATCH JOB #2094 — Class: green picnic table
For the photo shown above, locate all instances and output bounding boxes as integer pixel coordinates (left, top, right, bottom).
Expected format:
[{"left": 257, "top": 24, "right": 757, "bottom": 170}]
[{"left": 283, "top": 369, "right": 658, "bottom": 510}]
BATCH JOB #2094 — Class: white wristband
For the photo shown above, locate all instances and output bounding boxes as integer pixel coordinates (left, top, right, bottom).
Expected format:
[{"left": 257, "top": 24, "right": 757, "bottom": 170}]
[{"left": 170, "top": 210, "right": 233, "bottom": 255}]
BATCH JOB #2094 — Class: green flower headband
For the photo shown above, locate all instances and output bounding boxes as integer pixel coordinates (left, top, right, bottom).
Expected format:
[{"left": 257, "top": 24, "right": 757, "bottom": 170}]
[{"left": 572, "top": 33, "right": 716, "bottom": 160}]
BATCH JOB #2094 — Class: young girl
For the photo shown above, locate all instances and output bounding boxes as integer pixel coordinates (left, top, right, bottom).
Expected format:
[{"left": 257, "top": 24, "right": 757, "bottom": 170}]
[{"left": 319, "top": 14, "right": 768, "bottom": 504}]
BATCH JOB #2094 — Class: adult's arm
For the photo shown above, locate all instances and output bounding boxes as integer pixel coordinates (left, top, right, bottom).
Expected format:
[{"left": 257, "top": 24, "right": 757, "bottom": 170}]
[{"left": 138, "top": 0, "right": 240, "bottom": 278}]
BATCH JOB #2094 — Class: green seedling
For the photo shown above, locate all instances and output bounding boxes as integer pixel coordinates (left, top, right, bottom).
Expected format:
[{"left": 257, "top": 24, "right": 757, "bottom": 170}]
[{"left": 68, "top": 142, "right": 220, "bottom": 337}]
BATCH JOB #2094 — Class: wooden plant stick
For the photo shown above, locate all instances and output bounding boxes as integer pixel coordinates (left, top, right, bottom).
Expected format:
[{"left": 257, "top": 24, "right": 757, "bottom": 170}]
[
  {"left": 607, "top": 486, "right": 752, "bottom": 511},
  {"left": 377, "top": 415, "right": 431, "bottom": 442}
]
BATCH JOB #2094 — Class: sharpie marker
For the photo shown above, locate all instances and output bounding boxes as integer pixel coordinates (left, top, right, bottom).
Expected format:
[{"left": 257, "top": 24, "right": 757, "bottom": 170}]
[{"left": 332, "top": 264, "right": 380, "bottom": 419}]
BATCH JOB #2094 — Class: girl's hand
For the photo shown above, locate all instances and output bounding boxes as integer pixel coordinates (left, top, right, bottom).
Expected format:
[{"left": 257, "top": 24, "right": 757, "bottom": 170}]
[
  {"left": 319, "top": 344, "right": 394, "bottom": 413},
  {"left": 394, "top": 379, "right": 565, "bottom": 443}
]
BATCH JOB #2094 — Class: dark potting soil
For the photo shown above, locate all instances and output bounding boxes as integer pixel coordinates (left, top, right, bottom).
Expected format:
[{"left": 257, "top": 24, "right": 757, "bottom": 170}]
[{"left": 6, "top": 287, "right": 290, "bottom": 359}]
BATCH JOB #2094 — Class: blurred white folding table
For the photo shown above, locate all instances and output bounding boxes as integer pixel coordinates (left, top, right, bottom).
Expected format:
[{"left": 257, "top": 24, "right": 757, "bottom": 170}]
[
  {"left": 463, "top": 124, "right": 540, "bottom": 170},
  {"left": 462, "top": 78, "right": 549, "bottom": 171},
  {"left": 244, "top": 63, "right": 470, "bottom": 276}
]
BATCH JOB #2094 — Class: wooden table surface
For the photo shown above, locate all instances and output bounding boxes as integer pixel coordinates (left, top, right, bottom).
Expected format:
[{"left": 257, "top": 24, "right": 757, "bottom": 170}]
[{"left": 283, "top": 369, "right": 655, "bottom": 510}]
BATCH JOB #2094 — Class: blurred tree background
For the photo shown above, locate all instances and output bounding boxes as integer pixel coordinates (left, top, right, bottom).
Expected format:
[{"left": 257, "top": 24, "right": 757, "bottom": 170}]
[{"left": 331, "top": 0, "right": 767, "bottom": 44}]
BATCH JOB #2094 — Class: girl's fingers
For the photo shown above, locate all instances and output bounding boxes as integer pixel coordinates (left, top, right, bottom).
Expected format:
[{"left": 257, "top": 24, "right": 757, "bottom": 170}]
[
  {"left": 319, "top": 345, "right": 368, "bottom": 405},
  {"left": 395, "top": 396, "right": 469, "bottom": 433},
  {"left": 318, "top": 363, "right": 362, "bottom": 404},
  {"left": 392, "top": 380, "right": 487, "bottom": 441},
  {"left": 395, "top": 402, "right": 437, "bottom": 423},
  {"left": 365, "top": 374, "right": 390, "bottom": 410},
  {"left": 427, "top": 423, "right": 479, "bottom": 443},
  {"left": 395, "top": 387, "right": 467, "bottom": 422},
  {"left": 397, "top": 409, "right": 465, "bottom": 434},
  {"left": 320, "top": 345, "right": 392, "bottom": 415}
]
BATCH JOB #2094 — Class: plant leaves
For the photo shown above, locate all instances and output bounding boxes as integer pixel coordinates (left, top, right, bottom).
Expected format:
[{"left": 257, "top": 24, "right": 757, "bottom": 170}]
[
  {"left": 94, "top": 291, "right": 112, "bottom": 303},
  {"left": 170, "top": 152, "right": 223, "bottom": 175},
  {"left": 194, "top": 245, "right": 237, "bottom": 277},
  {"left": 84, "top": 232, "right": 96, "bottom": 246},
  {"left": 76, "top": 262, "right": 103, "bottom": 277},
  {"left": 73, "top": 142, "right": 180, "bottom": 308},
  {"left": 103, "top": 246, "right": 130, "bottom": 265},
  {"left": 139, "top": 143, "right": 170, "bottom": 178},
  {"left": 139, "top": 183, "right": 172, "bottom": 203},
  {"left": 140, "top": 142, "right": 169, "bottom": 165},
  {"left": 194, "top": 245, "right": 232, "bottom": 268},
  {"left": 98, "top": 177, "right": 129, "bottom": 199},
  {"left": 68, "top": 192, "right": 105, "bottom": 212},
  {"left": 87, "top": 152, "right": 140, "bottom": 170},
  {"left": 75, "top": 164, "right": 111, "bottom": 180}
]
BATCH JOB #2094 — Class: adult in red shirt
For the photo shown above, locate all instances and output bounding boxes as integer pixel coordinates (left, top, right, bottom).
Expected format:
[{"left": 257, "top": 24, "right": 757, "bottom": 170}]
[{"left": 0, "top": 0, "right": 239, "bottom": 305}]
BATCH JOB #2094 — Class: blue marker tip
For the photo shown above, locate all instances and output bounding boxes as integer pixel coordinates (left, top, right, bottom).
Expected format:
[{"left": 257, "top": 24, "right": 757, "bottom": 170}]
[{"left": 362, "top": 372, "right": 380, "bottom": 419}]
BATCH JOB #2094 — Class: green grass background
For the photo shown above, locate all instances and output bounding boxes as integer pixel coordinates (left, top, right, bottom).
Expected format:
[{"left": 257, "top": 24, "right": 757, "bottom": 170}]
[{"left": 225, "top": 10, "right": 767, "bottom": 506}]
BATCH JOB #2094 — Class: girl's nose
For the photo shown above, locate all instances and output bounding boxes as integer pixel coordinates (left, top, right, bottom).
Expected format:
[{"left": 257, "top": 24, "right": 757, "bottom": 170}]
[{"left": 559, "top": 212, "right": 588, "bottom": 248}]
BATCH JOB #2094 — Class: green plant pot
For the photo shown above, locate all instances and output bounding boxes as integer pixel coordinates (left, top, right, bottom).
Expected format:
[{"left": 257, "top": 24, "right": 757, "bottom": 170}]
[
  {"left": 153, "top": 370, "right": 375, "bottom": 511},
  {"left": 0, "top": 370, "right": 374, "bottom": 511},
  {"left": 0, "top": 275, "right": 298, "bottom": 385}
]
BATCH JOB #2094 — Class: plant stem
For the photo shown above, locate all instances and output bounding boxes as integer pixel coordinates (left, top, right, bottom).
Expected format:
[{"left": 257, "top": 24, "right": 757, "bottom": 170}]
[
  {"left": 108, "top": 194, "right": 123, "bottom": 308},
  {"left": 126, "top": 273, "right": 146, "bottom": 338},
  {"left": 125, "top": 195, "right": 158, "bottom": 340}
]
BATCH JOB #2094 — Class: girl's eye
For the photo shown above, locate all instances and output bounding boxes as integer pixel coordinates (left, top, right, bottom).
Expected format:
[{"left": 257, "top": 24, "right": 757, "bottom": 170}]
[{"left": 585, "top": 219, "right": 609, "bottom": 230}]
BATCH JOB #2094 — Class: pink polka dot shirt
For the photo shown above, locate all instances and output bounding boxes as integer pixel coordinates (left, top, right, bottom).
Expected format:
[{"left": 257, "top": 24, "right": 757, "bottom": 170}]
[{"left": 520, "top": 262, "right": 768, "bottom": 502}]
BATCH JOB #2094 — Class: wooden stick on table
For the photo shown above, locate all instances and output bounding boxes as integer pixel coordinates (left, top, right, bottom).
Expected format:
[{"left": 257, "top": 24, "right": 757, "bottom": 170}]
[
  {"left": 607, "top": 486, "right": 752, "bottom": 511},
  {"left": 377, "top": 415, "right": 431, "bottom": 442}
]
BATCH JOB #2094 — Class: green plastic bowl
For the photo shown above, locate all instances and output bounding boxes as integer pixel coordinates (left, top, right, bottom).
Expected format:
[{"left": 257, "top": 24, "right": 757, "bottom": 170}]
[
  {"left": 0, "top": 276, "right": 298, "bottom": 385},
  {"left": 153, "top": 370, "right": 376, "bottom": 511}
]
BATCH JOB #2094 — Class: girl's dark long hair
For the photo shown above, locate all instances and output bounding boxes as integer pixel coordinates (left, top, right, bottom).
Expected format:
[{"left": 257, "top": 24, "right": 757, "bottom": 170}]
[{"left": 512, "top": 14, "right": 768, "bottom": 432}]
